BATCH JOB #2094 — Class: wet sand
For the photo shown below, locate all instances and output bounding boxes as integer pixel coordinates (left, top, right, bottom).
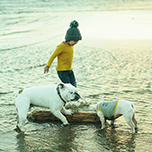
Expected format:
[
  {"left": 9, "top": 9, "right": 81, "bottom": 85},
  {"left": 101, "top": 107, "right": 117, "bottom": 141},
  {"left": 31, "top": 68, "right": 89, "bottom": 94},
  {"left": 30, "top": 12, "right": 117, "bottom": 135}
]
[
  {"left": 80, "top": 11, "right": 152, "bottom": 95},
  {"left": 84, "top": 39, "right": 152, "bottom": 83}
]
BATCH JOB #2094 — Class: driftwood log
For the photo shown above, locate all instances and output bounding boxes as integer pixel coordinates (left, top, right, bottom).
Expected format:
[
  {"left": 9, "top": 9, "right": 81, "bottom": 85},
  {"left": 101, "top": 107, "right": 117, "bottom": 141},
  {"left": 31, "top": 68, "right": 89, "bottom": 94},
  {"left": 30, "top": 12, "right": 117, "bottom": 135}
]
[{"left": 27, "top": 110, "right": 100, "bottom": 123}]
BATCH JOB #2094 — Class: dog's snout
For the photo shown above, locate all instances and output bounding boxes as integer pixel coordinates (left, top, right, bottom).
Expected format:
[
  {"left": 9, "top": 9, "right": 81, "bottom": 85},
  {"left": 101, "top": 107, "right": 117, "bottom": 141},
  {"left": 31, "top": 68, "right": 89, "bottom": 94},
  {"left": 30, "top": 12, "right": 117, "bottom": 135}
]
[
  {"left": 75, "top": 92, "right": 81, "bottom": 99},
  {"left": 71, "top": 92, "right": 81, "bottom": 101}
]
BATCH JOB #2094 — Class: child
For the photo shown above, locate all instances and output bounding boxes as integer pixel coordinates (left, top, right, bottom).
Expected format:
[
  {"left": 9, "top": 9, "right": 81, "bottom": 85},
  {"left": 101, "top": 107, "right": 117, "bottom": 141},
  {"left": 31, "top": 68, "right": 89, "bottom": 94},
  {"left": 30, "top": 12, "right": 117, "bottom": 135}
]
[{"left": 44, "top": 20, "right": 82, "bottom": 87}]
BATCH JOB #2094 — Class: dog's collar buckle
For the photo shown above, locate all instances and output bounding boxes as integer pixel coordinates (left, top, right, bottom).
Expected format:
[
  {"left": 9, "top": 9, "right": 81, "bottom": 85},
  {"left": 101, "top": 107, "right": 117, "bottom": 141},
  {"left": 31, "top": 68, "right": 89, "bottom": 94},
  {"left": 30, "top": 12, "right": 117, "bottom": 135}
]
[{"left": 56, "top": 86, "right": 66, "bottom": 105}]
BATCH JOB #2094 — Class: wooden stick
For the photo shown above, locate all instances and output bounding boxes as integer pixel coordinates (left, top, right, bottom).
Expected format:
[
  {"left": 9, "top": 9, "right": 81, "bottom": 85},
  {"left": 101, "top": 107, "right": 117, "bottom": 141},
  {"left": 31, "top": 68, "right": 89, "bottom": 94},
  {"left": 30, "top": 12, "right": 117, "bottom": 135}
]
[{"left": 27, "top": 110, "right": 100, "bottom": 123}]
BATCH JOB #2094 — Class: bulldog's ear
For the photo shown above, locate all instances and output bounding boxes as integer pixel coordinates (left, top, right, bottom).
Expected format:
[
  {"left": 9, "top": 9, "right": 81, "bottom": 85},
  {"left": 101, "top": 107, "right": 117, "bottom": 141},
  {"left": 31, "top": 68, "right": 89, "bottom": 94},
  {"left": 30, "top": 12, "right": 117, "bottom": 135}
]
[{"left": 58, "top": 83, "right": 65, "bottom": 89}]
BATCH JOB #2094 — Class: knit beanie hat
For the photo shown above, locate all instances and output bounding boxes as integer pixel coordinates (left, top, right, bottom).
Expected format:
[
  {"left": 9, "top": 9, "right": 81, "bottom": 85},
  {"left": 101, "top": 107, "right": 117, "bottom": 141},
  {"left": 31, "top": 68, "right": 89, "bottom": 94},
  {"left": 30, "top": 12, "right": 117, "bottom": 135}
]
[{"left": 65, "top": 20, "right": 82, "bottom": 41}]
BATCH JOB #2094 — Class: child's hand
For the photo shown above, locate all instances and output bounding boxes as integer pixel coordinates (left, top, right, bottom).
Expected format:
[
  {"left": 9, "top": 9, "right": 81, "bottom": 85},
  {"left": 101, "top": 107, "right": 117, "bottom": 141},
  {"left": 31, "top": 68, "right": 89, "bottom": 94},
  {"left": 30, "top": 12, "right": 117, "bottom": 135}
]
[{"left": 44, "top": 66, "right": 49, "bottom": 73}]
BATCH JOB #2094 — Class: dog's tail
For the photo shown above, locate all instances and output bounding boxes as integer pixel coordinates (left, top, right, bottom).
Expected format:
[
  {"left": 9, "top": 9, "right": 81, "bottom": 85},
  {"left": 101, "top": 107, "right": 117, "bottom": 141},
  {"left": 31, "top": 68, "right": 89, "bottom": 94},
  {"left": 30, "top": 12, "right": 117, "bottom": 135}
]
[
  {"left": 90, "top": 104, "right": 96, "bottom": 111},
  {"left": 12, "top": 90, "right": 19, "bottom": 98},
  {"left": 131, "top": 102, "right": 136, "bottom": 113},
  {"left": 101, "top": 96, "right": 104, "bottom": 102}
]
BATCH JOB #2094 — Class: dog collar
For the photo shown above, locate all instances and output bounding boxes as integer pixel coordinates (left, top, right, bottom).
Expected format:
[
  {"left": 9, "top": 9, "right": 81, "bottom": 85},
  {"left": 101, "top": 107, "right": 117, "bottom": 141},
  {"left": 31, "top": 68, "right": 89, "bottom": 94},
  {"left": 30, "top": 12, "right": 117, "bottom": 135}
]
[{"left": 56, "top": 86, "right": 66, "bottom": 105}]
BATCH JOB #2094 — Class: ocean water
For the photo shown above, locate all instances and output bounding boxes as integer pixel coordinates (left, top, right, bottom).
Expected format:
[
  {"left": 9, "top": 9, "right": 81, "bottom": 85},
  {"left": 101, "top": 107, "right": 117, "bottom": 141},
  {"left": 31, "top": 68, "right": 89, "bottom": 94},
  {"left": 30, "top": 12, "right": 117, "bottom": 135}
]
[{"left": 0, "top": 0, "right": 152, "bottom": 151}]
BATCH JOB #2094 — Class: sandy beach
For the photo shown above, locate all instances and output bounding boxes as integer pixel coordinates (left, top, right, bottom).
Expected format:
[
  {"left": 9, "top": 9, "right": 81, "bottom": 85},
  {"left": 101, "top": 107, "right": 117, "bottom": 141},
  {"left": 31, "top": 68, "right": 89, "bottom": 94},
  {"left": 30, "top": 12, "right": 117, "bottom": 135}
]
[
  {"left": 86, "top": 39, "right": 152, "bottom": 80},
  {"left": 88, "top": 39, "right": 152, "bottom": 90},
  {"left": 76, "top": 11, "right": 152, "bottom": 97}
]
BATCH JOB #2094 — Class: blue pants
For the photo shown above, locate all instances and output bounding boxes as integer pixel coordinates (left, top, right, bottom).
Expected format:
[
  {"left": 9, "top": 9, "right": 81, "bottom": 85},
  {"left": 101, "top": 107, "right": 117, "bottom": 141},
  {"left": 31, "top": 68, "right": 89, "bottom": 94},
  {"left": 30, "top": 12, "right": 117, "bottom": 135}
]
[{"left": 57, "top": 70, "right": 76, "bottom": 87}]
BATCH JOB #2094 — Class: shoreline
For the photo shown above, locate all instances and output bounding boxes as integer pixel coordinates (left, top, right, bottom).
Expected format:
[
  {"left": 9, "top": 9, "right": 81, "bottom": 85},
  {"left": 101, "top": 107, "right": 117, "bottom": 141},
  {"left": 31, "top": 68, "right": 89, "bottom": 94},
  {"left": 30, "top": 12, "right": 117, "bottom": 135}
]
[{"left": 83, "top": 39, "right": 152, "bottom": 51}]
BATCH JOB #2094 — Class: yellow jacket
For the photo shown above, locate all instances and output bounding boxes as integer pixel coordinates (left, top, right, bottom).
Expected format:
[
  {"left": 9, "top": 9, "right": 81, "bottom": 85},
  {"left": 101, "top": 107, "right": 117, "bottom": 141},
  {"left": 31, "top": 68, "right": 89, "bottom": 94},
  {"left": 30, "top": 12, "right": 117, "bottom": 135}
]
[{"left": 47, "top": 42, "right": 74, "bottom": 71}]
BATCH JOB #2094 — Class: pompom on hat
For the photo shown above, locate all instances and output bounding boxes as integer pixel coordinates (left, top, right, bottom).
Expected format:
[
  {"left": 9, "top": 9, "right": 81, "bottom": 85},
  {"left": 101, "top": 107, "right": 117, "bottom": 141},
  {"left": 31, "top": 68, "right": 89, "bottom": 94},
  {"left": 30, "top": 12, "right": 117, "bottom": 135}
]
[{"left": 65, "top": 20, "right": 82, "bottom": 41}]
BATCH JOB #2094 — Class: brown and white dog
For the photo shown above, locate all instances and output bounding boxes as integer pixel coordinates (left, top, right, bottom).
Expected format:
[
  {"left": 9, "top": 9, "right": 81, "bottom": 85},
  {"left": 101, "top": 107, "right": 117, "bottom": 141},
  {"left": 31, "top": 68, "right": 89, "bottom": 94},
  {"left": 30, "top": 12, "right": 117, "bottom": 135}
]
[
  {"left": 90, "top": 97, "right": 138, "bottom": 134},
  {"left": 13, "top": 83, "right": 81, "bottom": 132}
]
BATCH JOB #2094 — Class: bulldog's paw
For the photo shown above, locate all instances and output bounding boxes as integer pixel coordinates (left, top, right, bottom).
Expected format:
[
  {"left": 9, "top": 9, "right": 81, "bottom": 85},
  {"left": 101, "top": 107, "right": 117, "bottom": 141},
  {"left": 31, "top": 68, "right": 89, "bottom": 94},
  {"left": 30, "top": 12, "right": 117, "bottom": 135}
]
[
  {"left": 101, "top": 125, "right": 105, "bottom": 130},
  {"left": 16, "top": 125, "right": 25, "bottom": 132},
  {"left": 62, "top": 122, "right": 70, "bottom": 126},
  {"left": 65, "top": 109, "right": 73, "bottom": 115}
]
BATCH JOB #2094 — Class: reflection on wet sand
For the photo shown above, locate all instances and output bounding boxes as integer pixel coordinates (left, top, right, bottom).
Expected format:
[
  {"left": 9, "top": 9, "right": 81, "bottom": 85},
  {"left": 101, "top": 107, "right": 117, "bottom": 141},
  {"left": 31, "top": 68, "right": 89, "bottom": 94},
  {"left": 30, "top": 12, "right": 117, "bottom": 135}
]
[{"left": 96, "top": 128, "right": 136, "bottom": 151}]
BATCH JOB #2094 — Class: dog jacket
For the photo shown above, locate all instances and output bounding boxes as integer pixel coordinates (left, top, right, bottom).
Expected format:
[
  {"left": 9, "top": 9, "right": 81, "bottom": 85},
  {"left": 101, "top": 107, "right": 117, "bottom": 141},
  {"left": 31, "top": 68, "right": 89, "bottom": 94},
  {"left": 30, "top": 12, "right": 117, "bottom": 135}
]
[{"left": 97, "top": 100, "right": 119, "bottom": 120}]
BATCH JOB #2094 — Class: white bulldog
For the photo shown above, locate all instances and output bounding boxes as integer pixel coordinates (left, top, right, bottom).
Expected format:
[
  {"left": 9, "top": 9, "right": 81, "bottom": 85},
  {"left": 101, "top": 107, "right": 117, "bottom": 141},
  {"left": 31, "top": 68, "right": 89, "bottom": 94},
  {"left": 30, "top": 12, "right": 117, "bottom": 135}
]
[
  {"left": 90, "top": 97, "right": 138, "bottom": 134},
  {"left": 13, "top": 83, "right": 81, "bottom": 132}
]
